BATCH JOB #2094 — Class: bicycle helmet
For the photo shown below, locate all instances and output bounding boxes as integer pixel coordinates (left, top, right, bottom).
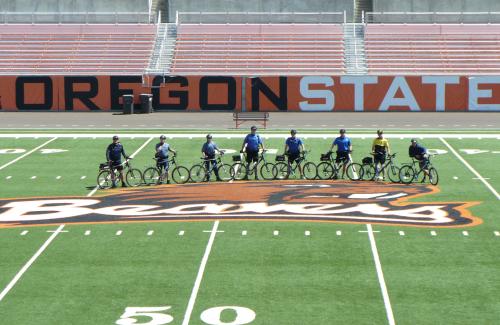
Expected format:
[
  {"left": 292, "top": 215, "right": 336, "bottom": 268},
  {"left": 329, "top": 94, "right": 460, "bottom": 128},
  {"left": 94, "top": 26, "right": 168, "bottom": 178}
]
[
  {"left": 340, "top": 128, "right": 346, "bottom": 134},
  {"left": 206, "top": 134, "right": 212, "bottom": 139},
  {"left": 112, "top": 135, "right": 119, "bottom": 140},
  {"left": 251, "top": 126, "right": 257, "bottom": 131},
  {"left": 160, "top": 135, "right": 166, "bottom": 140},
  {"left": 290, "top": 129, "right": 297, "bottom": 135}
]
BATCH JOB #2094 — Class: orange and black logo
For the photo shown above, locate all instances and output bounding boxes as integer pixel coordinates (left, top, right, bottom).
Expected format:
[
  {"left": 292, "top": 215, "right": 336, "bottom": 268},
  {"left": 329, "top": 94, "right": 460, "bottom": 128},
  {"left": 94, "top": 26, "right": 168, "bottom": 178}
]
[{"left": 0, "top": 181, "right": 481, "bottom": 228}]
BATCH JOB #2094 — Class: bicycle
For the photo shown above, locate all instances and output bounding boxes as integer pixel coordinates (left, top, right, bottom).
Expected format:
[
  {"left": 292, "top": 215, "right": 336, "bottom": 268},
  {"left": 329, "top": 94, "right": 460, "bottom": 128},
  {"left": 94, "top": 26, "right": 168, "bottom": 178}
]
[
  {"left": 274, "top": 151, "right": 317, "bottom": 180},
  {"left": 316, "top": 151, "right": 363, "bottom": 181},
  {"left": 399, "top": 154, "right": 439, "bottom": 185},
  {"left": 143, "top": 154, "right": 190, "bottom": 185},
  {"left": 97, "top": 158, "right": 142, "bottom": 189},
  {"left": 232, "top": 149, "right": 275, "bottom": 181},
  {"left": 361, "top": 153, "right": 400, "bottom": 182},
  {"left": 189, "top": 151, "right": 233, "bottom": 182}
]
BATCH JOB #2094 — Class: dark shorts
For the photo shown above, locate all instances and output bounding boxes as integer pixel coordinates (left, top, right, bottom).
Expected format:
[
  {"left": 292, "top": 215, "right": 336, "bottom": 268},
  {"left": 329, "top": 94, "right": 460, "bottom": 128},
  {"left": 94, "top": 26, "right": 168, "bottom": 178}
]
[
  {"left": 335, "top": 151, "right": 350, "bottom": 163},
  {"left": 374, "top": 153, "right": 386, "bottom": 165},
  {"left": 245, "top": 150, "right": 259, "bottom": 163},
  {"left": 287, "top": 152, "right": 301, "bottom": 164},
  {"left": 156, "top": 158, "right": 169, "bottom": 171},
  {"left": 111, "top": 161, "right": 123, "bottom": 171},
  {"left": 418, "top": 158, "right": 429, "bottom": 170}
]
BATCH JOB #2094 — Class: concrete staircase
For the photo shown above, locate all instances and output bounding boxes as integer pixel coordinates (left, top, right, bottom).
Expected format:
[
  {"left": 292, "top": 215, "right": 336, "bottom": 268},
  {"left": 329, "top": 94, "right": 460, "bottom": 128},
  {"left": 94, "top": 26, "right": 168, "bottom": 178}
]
[
  {"left": 343, "top": 23, "right": 368, "bottom": 74},
  {"left": 354, "top": 0, "right": 373, "bottom": 23},
  {"left": 145, "top": 23, "right": 177, "bottom": 75}
]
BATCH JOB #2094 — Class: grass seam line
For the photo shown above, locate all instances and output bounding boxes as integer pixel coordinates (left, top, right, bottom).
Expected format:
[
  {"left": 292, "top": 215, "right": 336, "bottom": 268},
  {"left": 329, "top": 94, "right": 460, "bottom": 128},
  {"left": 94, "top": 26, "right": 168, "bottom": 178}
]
[
  {"left": 0, "top": 224, "right": 65, "bottom": 303},
  {"left": 439, "top": 137, "right": 500, "bottom": 200},
  {"left": 366, "top": 224, "right": 396, "bottom": 325},
  {"left": 181, "top": 220, "right": 220, "bottom": 325},
  {"left": 0, "top": 137, "right": 57, "bottom": 171}
]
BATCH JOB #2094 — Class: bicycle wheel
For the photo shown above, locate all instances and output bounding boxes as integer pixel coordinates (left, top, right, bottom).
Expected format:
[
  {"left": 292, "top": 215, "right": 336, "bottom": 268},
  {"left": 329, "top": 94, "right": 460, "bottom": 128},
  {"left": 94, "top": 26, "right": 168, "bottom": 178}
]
[
  {"left": 260, "top": 162, "right": 277, "bottom": 180},
  {"left": 316, "top": 162, "right": 334, "bottom": 180},
  {"left": 189, "top": 164, "right": 206, "bottom": 183},
  {"left": 274, "top": 162, "right": 289, "bottom": 180},
  {"left": 143, "top": 167, "right": 161, "bottom": 185},
  {"left": 399, "top": 165, "right": 415, "bottom": 184},
  {"left": 303, "top": 162, "right": 317, "bottom": 180},
  {"left": 231, "top": 163, "right": 247, "bottom": 180},
  {"left": 171, "top": 166, "right": 190, "bottom": 184},
  {"left": 126, "top": 168, "right": 143, "bottom": 187},
  {"left": 387, "top": 165, "right": 401, "bottom": 183},
  {"left": 218, "top": 163, "right": 234, "bottom": 182},
  {"left": 429, "top": 167, "right": 439, "bottom": 185},
  {"left": 362, "top": 164, "right": 376, "bottom": 181},
  {"left": 97, "top": 170, "right": 113, "bottom": 189},
  {"left": 346, "top": 163, "right": 363, "bottom": 181}
]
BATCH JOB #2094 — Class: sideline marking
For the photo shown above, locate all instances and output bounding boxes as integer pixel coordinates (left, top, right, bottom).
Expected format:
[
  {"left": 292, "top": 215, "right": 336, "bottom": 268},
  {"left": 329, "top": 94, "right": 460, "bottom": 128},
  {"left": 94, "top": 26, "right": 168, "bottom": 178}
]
[
  {"left": 0, "top": 137, "right": 57, "bottom": 171},
  {"left": 0, "top": 225, "right": 65, "bottom": 303},
  {"left": 366, "top": 224, "right": 395, "bottom": 325},
  {"left": 182, "top": 221, "right": 219, "bottom": 325},
  {"left": 86, "top": 136, "right": 154, "bottom": 197},
  {"left": 440, "top": 138, "right": 500, "bottom": 200}
]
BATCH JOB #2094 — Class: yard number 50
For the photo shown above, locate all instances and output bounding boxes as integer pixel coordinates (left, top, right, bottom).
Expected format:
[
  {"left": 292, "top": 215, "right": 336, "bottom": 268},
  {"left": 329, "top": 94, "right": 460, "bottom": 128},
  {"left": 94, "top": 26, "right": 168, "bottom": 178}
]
[{"left": 116, "top": 305, "right": 256, "bottom": 325}]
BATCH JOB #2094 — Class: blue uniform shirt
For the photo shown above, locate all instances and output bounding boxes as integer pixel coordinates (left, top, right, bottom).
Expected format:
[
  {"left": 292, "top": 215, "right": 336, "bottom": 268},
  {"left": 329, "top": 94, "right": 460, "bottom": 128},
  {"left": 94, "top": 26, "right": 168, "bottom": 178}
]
[
  {"left": 106, "top": 143, "right": 126, "bottom": 162},
  {"left": 244, "top": 134, "right": 262, "bottom": 152},
  {"left": 286, "top": 137, "right": 303, "bottom": 154},
  {"left": 409, "top": 144, "right": 426, "bottom": 158},
  {"left": 156, "top": 143, "right": 170, "bottom": 159},
  {"left": 333, "top": 136, "right": 351, "bottom": 152},
  {"left": 202, "top": 142, "right": 218, "bottom": 156}
]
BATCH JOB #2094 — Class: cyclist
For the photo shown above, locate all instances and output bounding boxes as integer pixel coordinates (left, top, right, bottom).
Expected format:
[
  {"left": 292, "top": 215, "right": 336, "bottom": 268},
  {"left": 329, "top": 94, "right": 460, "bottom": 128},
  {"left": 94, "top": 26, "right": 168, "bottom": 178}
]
[
  {"left": 409, "top": 139, "right": 431, "bottom": 181},
  {"left": 240, "top": 125, "right": 266, "bottom": 180},
  {"left": 106, "top": 135, "right": 129, "bottom": 188},
  {"left": 371, "top": 130, "right": 391, "bottom": 180},
  {"left": 283, "top": 129, "right": 305, "bottom": 178},
  {"left": 155, "top": 135, "right": 176, "bottom": 184},
  {"left": 202, "top": 134, "right": 223, "bottom": 182},
  {"left": 329, "top": 129, "right": 352, "bottom": 179}
]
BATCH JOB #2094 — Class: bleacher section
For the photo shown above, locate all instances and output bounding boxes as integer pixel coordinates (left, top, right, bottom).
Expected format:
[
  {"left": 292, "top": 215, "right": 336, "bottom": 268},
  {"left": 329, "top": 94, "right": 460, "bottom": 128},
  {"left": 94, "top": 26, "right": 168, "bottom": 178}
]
[
  {"left": 0, "top": 24, "right": 155, "bottom": 75},
  {"left": 170, "top": 24, "right": 345, "bottom": 75},
  {"left": 365, "top": 24, "right": 500, "bottom": 74}
]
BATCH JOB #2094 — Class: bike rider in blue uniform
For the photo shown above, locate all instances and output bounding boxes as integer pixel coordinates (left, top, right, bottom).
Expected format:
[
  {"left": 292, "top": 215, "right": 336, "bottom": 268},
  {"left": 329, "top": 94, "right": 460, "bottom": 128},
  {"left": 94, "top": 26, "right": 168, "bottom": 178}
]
[
  {"left": 240, "top": 126, "right": 266, "bottom": 180},
  {"left": 284, "top": 129, "right": 304, "bottom": 178},
  {"left": 106, "top": 135, "right": 129, "bottom": 188},
  {"left": 330, "top": 129, "right": 352, "bottom": 179},
  {"left": 409, "top": 138, "right": 431, "bottom": 181},
  {"left": 155, "top": 135, "right": 176, "bottom": 184},
  {"left": 202, "top": 134, "right": 223, "bottom": 182}
]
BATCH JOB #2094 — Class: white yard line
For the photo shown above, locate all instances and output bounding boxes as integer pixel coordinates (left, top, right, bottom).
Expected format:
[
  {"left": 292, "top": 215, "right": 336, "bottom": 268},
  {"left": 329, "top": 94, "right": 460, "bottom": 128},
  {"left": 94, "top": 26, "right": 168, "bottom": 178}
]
[
  {"left": 87, "top": 136, "right": 154, "bottom": 197},
  {"left": 366, "top": 224, "right": 395, "bottom": 325},
  {"left": 182, "top": 220, "right": 220, "bottom": 325},
  {"left": 440, "top": 138, "right": 500, "bottom": 200},
  {"left": 0, "top": 137, "right": 56, "bottom": 171},
  {"left": 0, "top": 224, "right": 65, "bottom": 302}
]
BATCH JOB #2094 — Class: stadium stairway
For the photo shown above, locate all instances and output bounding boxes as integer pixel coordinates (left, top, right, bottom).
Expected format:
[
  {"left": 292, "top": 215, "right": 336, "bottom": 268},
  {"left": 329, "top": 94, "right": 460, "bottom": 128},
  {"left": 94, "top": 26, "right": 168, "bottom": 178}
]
[
  {"left": 343, "top": 23, "right": 368, "bottom": 74},
  {"left": 145, "top": 23, "right": 177, "bottom": 74}
]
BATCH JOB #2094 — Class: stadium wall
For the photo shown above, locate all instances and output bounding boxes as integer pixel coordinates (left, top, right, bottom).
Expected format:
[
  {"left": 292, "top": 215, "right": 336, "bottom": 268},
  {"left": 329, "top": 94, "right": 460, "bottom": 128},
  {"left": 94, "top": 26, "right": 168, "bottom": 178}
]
[
  {"left": 0, "top": 0, "right": 148, "bottom": 13},
  {"left": 373, "top": 0, "right": 500, "bottom": 13},
  {"left": 0, "top": 75, "right": 499, "bottom": 112}
]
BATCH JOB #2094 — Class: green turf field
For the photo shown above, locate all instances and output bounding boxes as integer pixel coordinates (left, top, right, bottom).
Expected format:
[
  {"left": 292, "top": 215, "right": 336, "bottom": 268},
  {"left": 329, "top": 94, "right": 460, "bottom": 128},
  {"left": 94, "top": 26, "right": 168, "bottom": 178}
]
[{"left": 0, "top": 130, "right": 498, "bottom": 325}]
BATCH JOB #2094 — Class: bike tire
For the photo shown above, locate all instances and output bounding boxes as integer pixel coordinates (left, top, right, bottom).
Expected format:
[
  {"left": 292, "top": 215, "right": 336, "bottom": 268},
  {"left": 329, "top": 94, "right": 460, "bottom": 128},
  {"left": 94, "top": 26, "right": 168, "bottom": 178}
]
[
  {"left": 260, "top": 162, "right": 277, "bottom": 180},
  {"left": 143, "top": 167, "right": 161, "bottom": 185},
  {"left": 346, "top": 163, "right": 363, "bottom": 181},
  {"left": 218, "top": 163, "right": 234, "bottom": 182},
  {"left": 97, "top": 170, "right": 113, "bottom": 189},
  {"left": 189, "top": 164, "right": 206, "bottom": 183},
  {"left": 303, "top": 162, "right": 318, "bottom": 180},
  {"left": 274, "top": 162, "right": 289, "bottom": 180},
  {"left": 399, "top": 165, "right": 415, "bottom": 184},
  {"left": 316, "top": 162, "right": 334, "bottom": 180},
  {"left": 429, "top": 167, "right": 439, "bottom": 185},
  {"left": 387, "top": 165, "right": 401, "bottom": 183},
  {"left": 172, "top": 166, "right": 190, "bottom": 184},
  {"left": 230, "top": 163, "right": 246, "bottom": 180},
  {"left": 362, "top": 164, "right": 376, "bottom": 181},
  {"left": 126, "top": 168, "right": 143, "bottom": 187}
]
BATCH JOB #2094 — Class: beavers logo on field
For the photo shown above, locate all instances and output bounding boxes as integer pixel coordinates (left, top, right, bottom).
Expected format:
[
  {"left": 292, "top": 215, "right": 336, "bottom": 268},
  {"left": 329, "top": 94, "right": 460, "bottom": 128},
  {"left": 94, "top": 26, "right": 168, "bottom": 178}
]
[{"left": 0, "top": 181, "right": 481, "bottom": 228}]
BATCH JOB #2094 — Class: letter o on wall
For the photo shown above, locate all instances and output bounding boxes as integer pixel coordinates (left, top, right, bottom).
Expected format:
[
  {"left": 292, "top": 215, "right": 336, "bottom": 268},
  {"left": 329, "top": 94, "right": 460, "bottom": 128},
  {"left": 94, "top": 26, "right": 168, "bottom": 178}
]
[
  {"left": 15, "top": 76, "right": 53, "bottom": 110},
  {"left": 199, "top": 76, "right": 236, "bottom": 111}
]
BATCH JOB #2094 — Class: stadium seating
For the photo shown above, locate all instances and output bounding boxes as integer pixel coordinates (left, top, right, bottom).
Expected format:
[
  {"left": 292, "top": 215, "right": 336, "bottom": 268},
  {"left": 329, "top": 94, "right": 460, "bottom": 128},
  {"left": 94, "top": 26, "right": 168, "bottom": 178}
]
[
  {"left": 170, "top": 24, "right": 345, "bottom": 75},
  {"left": 365, "top": 24, "right": 500, "bottom": 74},
  {"left": 0, "top": 24, "right": 156, "bottom": 75}
]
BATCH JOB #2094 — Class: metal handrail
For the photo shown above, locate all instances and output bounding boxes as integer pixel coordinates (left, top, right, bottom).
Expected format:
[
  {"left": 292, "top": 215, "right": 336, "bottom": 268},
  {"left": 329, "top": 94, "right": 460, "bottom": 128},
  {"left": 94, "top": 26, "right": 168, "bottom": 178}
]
[
  {"left": 364, "top": 11, "right": 500, "bottom": 24},
  {"left": 0, "top": 11, "right": 152, "bottom": 24}
]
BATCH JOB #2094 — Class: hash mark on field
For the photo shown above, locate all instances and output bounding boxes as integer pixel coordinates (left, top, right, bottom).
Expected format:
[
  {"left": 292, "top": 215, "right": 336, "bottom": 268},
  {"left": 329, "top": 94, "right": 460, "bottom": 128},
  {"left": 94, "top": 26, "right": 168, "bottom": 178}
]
[
  {"left": 116, "top": 230, "right": 122, "bottom": 236},
  {"left": 494, "top": 231, "right": 500, "bottom": 237},
  {"left": 31, "top": 176, "right": 36, "bottom": 179},
  {"left": 336, "top": 230, "right": 342, "bottom": 236},
  {"left": 273, "top": 230, "right": 279, "bottom": 236},
  {"left": 6, "top": 176, "right": 11, "bottom": 180},
  {"left": 453, "top": 176, "right": 458, "bottom": 180},
  {"left": 80, "top": 176, "right": 86, "bottom": 180},
  {"left": 147, "top": 230, "right": 154, "bottom": 236},
  {"left": 399, "top": 231, "right": 405, "bottom": 236},
  {"left": 462, "top": 231, "right": 469, "bottom": 237},
  {"left": 20, "top": 231, "right": 28, "bottom": 236},
  {"left": 56, "top": 176, "right": 61, "bottom": 180},
  {"left": 84, "top": 230, "right": 91, "bottom": 236},
  {"left": 305, "top": 230, "right": 311, "bottom": 236},
  {"left": 430, "top": 231, "right": 437, "bottom": 236},
  {"left": 242, "top": 230, "right": 247, "bottom": 236},
  {"left": 179, "top": 230, "right": 185, "bottom": 236}
]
